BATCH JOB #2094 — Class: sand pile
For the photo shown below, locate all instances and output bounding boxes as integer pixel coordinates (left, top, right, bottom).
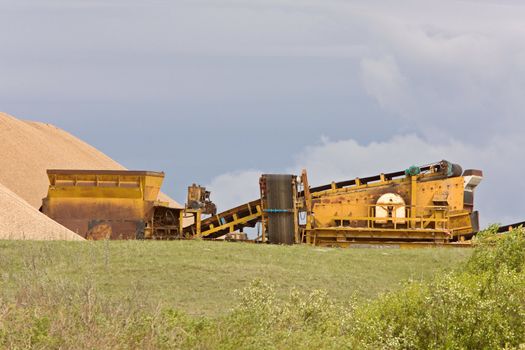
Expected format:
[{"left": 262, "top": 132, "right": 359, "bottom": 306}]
[
  {"left": 0, "top": 112, "right": 180, "bottom": 209},
  {"left": 0, "top": 182, "right": 82, "bottom": 240}
]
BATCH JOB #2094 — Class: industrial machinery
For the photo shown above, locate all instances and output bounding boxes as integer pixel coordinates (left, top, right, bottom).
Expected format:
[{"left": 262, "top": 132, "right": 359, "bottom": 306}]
[
  {"left": 185, "top": 160, "right": 483, "bottom": 247},
  {"left": 184, "top": 199, "right": 262, "bottom": 239},
  {"left": 296, "top": 161, "right": 482, "bottom": 247},
  {"left": 186, "top": 184, "right": 217, "bottom": 215},
  {"left": 41, "top": 160, "right": 483, "bottom": 247},
  {"left": 41, "top": 170, "right": 185, "bottom": 240}
]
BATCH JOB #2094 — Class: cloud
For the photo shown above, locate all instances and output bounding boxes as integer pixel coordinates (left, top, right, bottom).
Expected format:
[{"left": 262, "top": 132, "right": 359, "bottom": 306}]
[
  {"left": 360, "top": 56, "right": 413, "bottom": 117},
  {"left": 207, "top": 134, "right": 525, "bottom": 228},
  {"left": 4, "top": 1, "right": 524, "bottom": 137},
  {"left": 349, "top": 11, "right": 525, "bottom": 143},
  {"left": 206, "top": 170, "right": 262, "bottom": 212}
]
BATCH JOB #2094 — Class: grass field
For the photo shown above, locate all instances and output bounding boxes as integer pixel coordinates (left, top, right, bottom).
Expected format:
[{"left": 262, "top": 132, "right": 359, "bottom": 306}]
[
  {"left": 0, "top": 240, "right": 471, "bottom": 316},
  {"left": 2, "top": 235, "right": 524, "bottom": 349}
]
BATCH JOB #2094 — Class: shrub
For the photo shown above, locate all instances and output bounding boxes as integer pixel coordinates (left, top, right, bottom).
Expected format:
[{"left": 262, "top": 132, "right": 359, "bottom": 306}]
[{"left": 351, "top": 227, "right": 525, "bottom": 349}]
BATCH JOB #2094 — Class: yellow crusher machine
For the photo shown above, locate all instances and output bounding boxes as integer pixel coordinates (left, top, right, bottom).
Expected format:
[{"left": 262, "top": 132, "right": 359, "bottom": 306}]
[
  {"left": 41, "top": 160, "right": 483, "bottom": 246},
  {"left": 41, "top": 170, "right": 186, "bottom": 240},
  {"left": 184, "top": 160, "right": 483, "bottom": 247}
]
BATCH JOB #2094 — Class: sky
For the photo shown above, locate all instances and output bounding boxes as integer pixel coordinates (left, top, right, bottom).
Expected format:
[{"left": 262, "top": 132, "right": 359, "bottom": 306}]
[{"left": 2, "top": 0, "right": 525, "bottom": 227}]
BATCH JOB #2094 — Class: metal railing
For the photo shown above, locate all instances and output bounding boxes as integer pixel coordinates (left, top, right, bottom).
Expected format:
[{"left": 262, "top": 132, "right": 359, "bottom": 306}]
[{"left": 331, "top": 204, "right": 449, "bottom": 230}]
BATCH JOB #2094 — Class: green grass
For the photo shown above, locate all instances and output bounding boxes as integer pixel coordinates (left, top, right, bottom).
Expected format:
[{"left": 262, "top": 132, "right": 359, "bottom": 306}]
[
  {"left": 2, "top": 231, "right": 523, "bottom": 349},
  {"left": 0, "top": 240, "right": 471, "bottom": 317}
]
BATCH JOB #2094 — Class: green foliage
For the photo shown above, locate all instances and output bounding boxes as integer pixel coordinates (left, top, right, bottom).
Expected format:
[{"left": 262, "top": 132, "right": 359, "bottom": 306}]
[
  {"left": 209, "top": 280, "right": 356, "bottom": 349},
  {"left": 351, "top": 227, "right": 525, "bottom": 349},
  {"left": 352, "top": 270, "right": 525, "bottom": 349},
  {"left": 469, "top": 224, "right": 525, "bottom": 274}
]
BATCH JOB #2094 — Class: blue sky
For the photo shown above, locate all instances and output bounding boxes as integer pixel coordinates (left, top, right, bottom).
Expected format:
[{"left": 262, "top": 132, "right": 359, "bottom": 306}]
[{"left": 2, "top": 0, "right": 525, "bottom": 226}]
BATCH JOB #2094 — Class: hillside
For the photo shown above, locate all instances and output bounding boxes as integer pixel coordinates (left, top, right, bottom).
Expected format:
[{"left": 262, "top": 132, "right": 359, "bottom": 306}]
[
  {"left": 2, "top": 234, "right": 521, "bottom": 349},
  {"left": 0, "top": 240, "right": 470, "bottom": 316}
]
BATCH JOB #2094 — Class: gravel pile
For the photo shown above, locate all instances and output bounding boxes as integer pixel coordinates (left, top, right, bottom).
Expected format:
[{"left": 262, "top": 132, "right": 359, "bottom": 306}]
[{"left": 0, "top": 182, "right": 83, "bottom": 240}]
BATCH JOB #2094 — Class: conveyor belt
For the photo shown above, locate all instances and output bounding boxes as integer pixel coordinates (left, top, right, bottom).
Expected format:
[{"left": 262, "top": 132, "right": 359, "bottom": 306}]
[
  {"left": 497, "top": 221, "right": 525, "bottom": 233},
  {"left": 306, "top": 162, "right": 452, "bottom": 193},
  {"left": 186, "top": 199, "right": 262, "bottom": 239}
]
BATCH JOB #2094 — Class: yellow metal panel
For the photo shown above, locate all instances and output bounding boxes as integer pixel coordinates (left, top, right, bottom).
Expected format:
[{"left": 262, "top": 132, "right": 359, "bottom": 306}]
[
  {"left": 311, "top": 176, "right": 465, "bottom": 227},
  {"left": 47, "top": 186, "right": 143, "bottom": 199},
  {"left": 42, "top": 170, "right": 165, "bottom": 240},
  {"left": 46, "top": 170, "right": 164, "bottom": 201}
]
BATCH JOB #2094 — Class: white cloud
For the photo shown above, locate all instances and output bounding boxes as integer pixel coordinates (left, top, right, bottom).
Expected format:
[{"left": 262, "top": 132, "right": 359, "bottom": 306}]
[{"left": 206, "top": 170, "right": 262, "bottom": 212}]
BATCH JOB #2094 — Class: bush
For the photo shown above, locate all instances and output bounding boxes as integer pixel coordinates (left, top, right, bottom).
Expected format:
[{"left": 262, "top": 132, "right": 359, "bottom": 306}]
[
  {"left": 351, "top": 227, "right": 525, "bottom": 349},
  {"left": 469, "top": 225, "right": 525, "bottom": 274}
]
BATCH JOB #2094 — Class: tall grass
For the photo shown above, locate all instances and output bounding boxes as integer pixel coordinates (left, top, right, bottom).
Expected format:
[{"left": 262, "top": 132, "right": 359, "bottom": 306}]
[{"left": 1, "top": 230, "right": 522, "bottom": 349}]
